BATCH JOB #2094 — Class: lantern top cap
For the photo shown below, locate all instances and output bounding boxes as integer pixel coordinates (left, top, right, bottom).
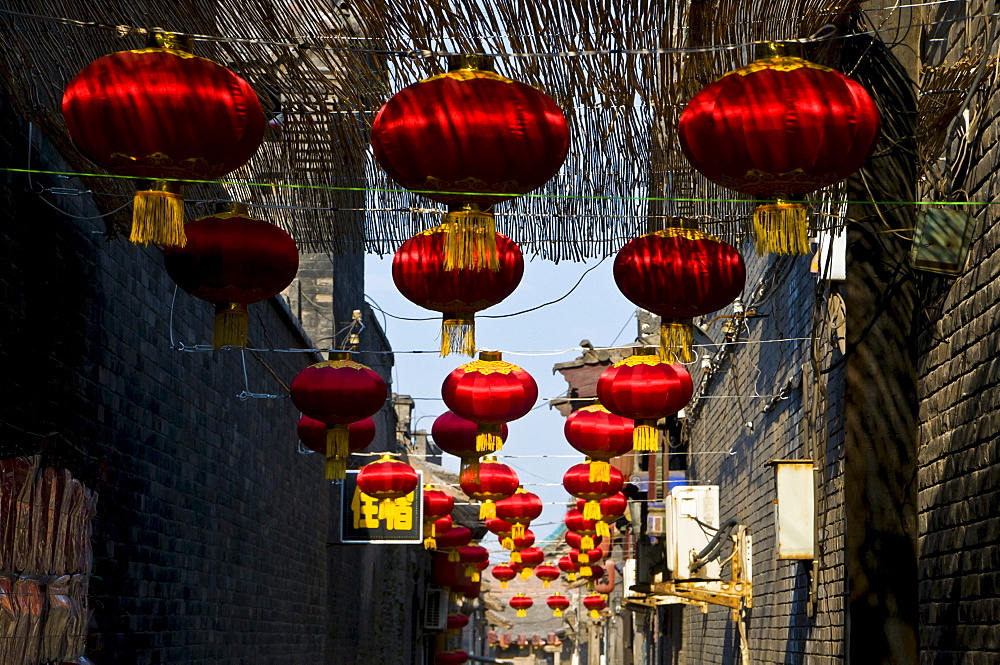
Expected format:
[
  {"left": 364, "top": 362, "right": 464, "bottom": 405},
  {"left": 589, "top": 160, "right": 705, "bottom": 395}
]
[
  {"left": 147, "top": 29, "right": 194, "bottom": 52},
  {"left": 632, "top": 346, "right": 658, "bottom": 357},
  {"left": 479, "top": 350, "right": 503, "bottom": 362},
  {"left": 754, "top": 40, "right": 803, "bottom": 60},
  {"left": 328, "top": 351, "right": 351, "bottom": 361},
  {"left": 448, "top": 54, "right": 495, "bottom": 73},
  {"left": 215, "top": 201, "right": 250, "bottom": 216}
]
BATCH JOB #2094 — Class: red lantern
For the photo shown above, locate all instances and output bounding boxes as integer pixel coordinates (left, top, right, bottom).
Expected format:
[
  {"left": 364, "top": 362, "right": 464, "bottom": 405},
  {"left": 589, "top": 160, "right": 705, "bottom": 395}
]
[
  {"left": 565, "top": 528, "right": 602, "bottom": 553},
  {"left": 290, "top": 354, "right": 387, "bottom": 480},
  {"left": 433, "top": 515, "right": 454, "bottom": 536},
  {"left": 597, "top": 347, "right": 693, "bottom": 451},
  {"left": 576, "top": 493, "right": 627, "bottom": 534},
  {"left": 546, "top": 594, "right": 570, "bottom": 617},
  {"left": 162, "top": 204, "right": 298, "bottom": 348},
  {"left": 517, "top": 547, "right": 545, "bottom": 578},
  {"left": 371, "top": 57, "right": 569, "bottom": 271},
  {"left": 436, "top": 525, "right": 473, "bottom": 562},
  {"left": 447, "top": 613, "right": 470, "bottom": 633},
  {"left": 569, "top": 548, "right": 604, "bottom": 568},
  {"left": 422, "top": 486, "right": 456, "bottom": 549},
  {"left": 356, "top": 455, "right": 419, "bottom": 523},
  {"left": 558, "top": 555, "right": 579, "bottom": 581},
  {"left": 435, "top": 651, "right": 469, "bottom": 665},
  {"left": 509, "top": 593, "right": 534, "bottom": 618},
  {"left": 534, "top": 564, "right": 560, "bottom": 588},
  {"left": 679, "top": 45, "right": 880, "bottom": 255},
  {"left": 563, "top": 462, "right": 624, "bottom": 521},
  {"left": 393, "top": 227, "right": 524, "bottom": 356},
  {"left": 297, "top": 416, "right": 375, "bottom": 481},
  {"left": 494, "top": 487, "right": 543, "bottom": 538},
  {"left": 432, "top": 411, "right": 508, "bottom": 486},
  {"left": 459, "top": 457, "right": 519, "bottom": 520},
  {"left": 458, "top": 544, "right": 490, "bottom": 582},
  {"left": 614, "top": 220, "right": 746, "bottom": 363},
  {"left": 62, "top": 33, "right": 265, "bottom": 247},
  {"left": 491, "top": 564, "right": 516, "bottom": 589},
  {"left": 506, "top": 529, "right": 536, "bottom": 563},
  {"left": 583, "top": 593, "right": 607, "bottom": 619},
  {"left": 564, "top": 404, "right": 634, "bottom": 482},
  {"left": 441, "top": 351, "right": 538, "bottom": 452}
]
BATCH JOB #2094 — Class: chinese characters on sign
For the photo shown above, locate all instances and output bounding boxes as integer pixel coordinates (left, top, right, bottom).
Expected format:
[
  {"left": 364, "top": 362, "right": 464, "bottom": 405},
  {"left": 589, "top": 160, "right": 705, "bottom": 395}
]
[{"left": 339, "top": 470, "right": 424, "bottom": 543}]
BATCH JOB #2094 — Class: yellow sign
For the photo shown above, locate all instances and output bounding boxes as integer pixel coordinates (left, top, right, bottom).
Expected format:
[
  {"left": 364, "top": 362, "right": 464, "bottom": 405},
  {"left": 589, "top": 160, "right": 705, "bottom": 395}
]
[{"left": 339, "top": 470, "right": 423, "bottom": 543}]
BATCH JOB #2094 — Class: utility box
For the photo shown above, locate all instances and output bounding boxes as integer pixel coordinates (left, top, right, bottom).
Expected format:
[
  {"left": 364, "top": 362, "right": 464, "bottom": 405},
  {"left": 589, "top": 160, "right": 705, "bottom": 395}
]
[
  {"left": 768, "top": 460, "right": 815, "bottom": 560},
  {"left": 664, "top": 485, "right": 720, "bottom": 580}
]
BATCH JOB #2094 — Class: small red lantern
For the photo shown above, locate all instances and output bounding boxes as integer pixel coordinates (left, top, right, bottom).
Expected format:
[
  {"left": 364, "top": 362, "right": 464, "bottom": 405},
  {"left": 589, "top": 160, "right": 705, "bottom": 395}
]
[
  {"left": 433, "top": 515, "right": 454, "bottom": 536},
  {"left": 506, "top": 529, "right": 536, "bottom": 563},
  {"left": 679, "top": 44, "right": 880, "bottom": 255},
  {"left": 422, "top": 485, "right": 456, "bottom": 549},
  {"left": 596, "top": 347, "right": 693, "bottom": 451},
  {"left": 436, "top": 525, "right": 474, "bottom": 562},
  {"left": 447, "top": 613, "right": 470, "bottom": 634},
  {"left": 435, "top": 650, "right": 469, "bottom": 665},
  {"left": 371, "top": 57, "right": 569, "bottom": 271},
  {"left": 297, "top": 416, "right": 375, "bottom": 480},
  {"left": 614, "top": 220, "right": 746, "bottom": 363},
  {"left": 486, "top": 517, "right": 516, "bottom": 545},
  {"left": 162, "top": 203, "right": 298, "bottom": 348},
  {"left": 558, "top": 556, "right": 579, "bottom": 581},
  {"left": 564, "top": 404, "right": 633, "bottom": 482},
  {"left": 459, "top": 457, "right": 519, "bottom": 519},
  {"left": 534, "top": 564, "right": 561, "bottom": 588},
  {"left": 432, "top": 410, "right": 508, "bottom": 484},
  {"left": 491, "top": 564, "right": 516, "bottom": 589},
  {"left": 517, "top": 547, "right": 545, "bottom": 578},
  {"left": 576, "top": 493, "right": 627, "bottom": 534},
  {"left": 62, "top": 33, "right": 265, "bottom": 247},
  {"left": 393, "top": 227, "right": 524, "bottom": 356},
  {"left": 583, "top": 593, "right": 607, "bottom": 619},
  {"left": 356, "top": 455, "right": 419, "bottom": 522},
  {"left": 563, "top": 462, "right": 625, "bottom": 521},
  {"left": 509, "top": 593, "right": 534, "bottom": 618},
  {"left": 570, "top": 548, "right": 604, "bottom": 575},
  {"left": 290, "top": 353, "right": 387, "bottom": 480},
  {"left": 494, "top": 487, "right": 543, "bottom": 538},
  {"left": 458, "top": 545, "right": 490, "bottom": 582},
  {"left": 565, "top": 529, "right": 602, "bottom": 553},
  {"left": 546, "top": 594, "right": 570, "bottom": 617},
  {"left": 442, "top": 351, "right": 538, "bottom": 452}
]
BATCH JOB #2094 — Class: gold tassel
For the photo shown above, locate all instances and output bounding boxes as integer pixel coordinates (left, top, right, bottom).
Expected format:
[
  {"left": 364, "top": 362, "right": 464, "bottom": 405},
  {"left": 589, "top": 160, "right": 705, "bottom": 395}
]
[
  {"left": 213, "top": 302, "right": 249, "bottom": 348},
  {"left": 659, "top": 319, "right": 694, "bottom": 364},
  {"left": 580, "top": 565, "right": 591, "bottom": 575},
  {"left": 520, "top": 568, "right": 531, "bottom": 580},
  {"left": 472, "top": 571, "right": 481, "bottom": 582},
  {"left": 587, "top": 580, "right": 596, "bottom": 590},
  {"left": 588, "top": 460, "right": 610, "bottom": 483},
  {"left": 579, "top": 553, "right": 590, "bottom": 565},
  {"left": 325, "top": 458, "right": 347, "bottom": 480},
  {"left": 582, "top": 501, "right": 602, "bottom": 521},
  {"left": 500, "top": 580, "right": 508, "bottom": 589},
  {"left": 542, "top": 580, "right": 550, "bottom": 588},
  {"left": 131, "top": 181, "right": 186, "bottom": 246},
  {"left": 511, "top": 551, "right": 522, "bottom": 563},
  {"left": 324, "top": 425, "right": 350, "bottom": 481},
  {"left": 501, "top": 536, "right": 514, "bottom": 550},
  {"left": 441, "top": 315, "right": 476, "bottom": 357},
  {"left": 448, "top": 549, "right": 460, "bottom": 563},
  {"left": 596, "top": 521, "right": 610, "bottom": 538},
  {"left": 517, "top": 609, "right": 527, "bottom": 618},
  {"left": 590, "top": 609, "right": 599, "bottom": 619},
  {"left": 475, "top": 424, "right": 503, "bottom": 452},
  {"left": 424, "top": 537, "right": 436, "bottom": 550},
  {"left": 634, "top": 422, "right": 659, "bottom": 452},
  {"left": 479, "top": 500, "right": 497, "bottom": 520},
  {"left": 752, "top": 200, "right": 810, "bottom": 256},
  {"left": 511, "top": 523, "right": 525, "bottom": 539},
  {"left": 568, "top": 573, "right": 576, "bottom": 582},
  {"left": 553, "top": 608, "right": 562, "bottom": 617},
  {"left": 442, "top": 205, "right": 499, "bottom": 271},
  {"left": 582, "top": 536, "right": 594, "bottom": 550}
]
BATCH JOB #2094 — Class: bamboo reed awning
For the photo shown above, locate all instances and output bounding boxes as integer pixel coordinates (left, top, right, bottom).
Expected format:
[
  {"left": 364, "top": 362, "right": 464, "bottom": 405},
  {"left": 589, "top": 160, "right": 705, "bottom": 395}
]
[{"left": 0, "top": 0, "right": 984, "bottom": 260}]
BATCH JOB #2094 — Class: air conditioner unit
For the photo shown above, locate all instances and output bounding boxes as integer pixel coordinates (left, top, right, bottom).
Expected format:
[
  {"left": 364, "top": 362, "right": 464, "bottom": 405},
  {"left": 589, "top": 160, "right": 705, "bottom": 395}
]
[
  {"left": 664, "top": 485, "right": 720, "bottom": 580},
  {"left": 423, "top": 587, "right": 449, "bottom": 631}
]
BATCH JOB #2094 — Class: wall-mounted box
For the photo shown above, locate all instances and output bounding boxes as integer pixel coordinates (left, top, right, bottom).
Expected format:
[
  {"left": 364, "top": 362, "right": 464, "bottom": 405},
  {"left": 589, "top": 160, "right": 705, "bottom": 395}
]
[
  {"left": 767, "top": 460, "right": 815, "bottom": 560},
  {"left": 664, "top": 485, "right": 720, "bottom": 580},
  {"left": 910, "top": 208, "right": 978, "bottom": 277}
]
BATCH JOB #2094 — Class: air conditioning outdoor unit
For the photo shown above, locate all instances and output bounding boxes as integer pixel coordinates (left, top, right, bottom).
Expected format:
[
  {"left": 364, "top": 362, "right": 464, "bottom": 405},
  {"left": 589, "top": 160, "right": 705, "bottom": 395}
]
[
  {"left": 423, "top": 587, "right": 449, "bottom": 631},
  {"left": 664, "top": 485, "right": 720, "bottom": 580}
]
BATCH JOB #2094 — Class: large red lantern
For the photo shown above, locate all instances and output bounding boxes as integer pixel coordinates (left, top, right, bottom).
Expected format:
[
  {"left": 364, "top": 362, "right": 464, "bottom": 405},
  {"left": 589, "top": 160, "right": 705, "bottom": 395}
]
[
  {"left": 509, "top": 593, "right": 534, "bottom": 618},
  {"left": 491, "top": 564, "right": 516, "bottom": 589},
  {"left": 494, "top": 487, "right": 543, "bottom": 538},
  {"left": 563, "top": 462, "right": 624, "bottom": 521},
  {"left": 371, "top": 56, "right": 569, "bottom": 271},
  {"left": 614, "top": 220, "right": 746, "bottom": 363},
  {"left": 297, "top": 415, "right": 375, "bottom": 480},
  {"left": 558, "top": 555, "right": 580, "bottom": 581},
  {"left": 432, "top": 411, "right": 508, "bottom": 485},
  {"left": 441, "top": 351, "right": 538, "bottom": 452},
  {"left": 583, "top": 593, "right": 607, "bottom": 619},
  {"left": 356, "top": 455, "right": 418, "bottom": 522},
  {"left": 436, "top": 525, "right": 473, "bottom": 562},
  {"left": 534, "top": 564, "right": 560, "bottom": 588},
  {"left": 290, "top": 353, "right": 387, "bottom": 480},
  {"left": 564, "top": 404, "right": 634, "bottom": 482},
  {"left": 597, "top": 347, "right": 693, "bottom": 451},
  {"left": 576, "top": 493, "right": 627, "bottom": 528},
  {"left": 162, "top": 203, "right": 298, "bottom": 348},
  {"left": 393, "top": 226, "right": 524, "bottom": 356},
  {"left": 678, "top": 44, "right": 880, "bottom": 255},
  {"left": 422, "top": 485, "right": 455, "bottom": 549},
  {"left": 458, "top": 545, "right": 490, "bottom": 582},
  {"left": 62, "top": 33, "right": 265, "bottom": 247},
  {"left": 459, "top": 457, "right": 519, "bottom": 520},
  {"left": 546, "top": 594, "right": 570, "bottom": 617}
]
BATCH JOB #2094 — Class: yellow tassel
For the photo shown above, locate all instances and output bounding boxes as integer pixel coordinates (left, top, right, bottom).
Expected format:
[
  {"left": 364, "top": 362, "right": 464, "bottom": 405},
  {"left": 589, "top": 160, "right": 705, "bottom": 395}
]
[
  {"left": 479, "top": 500, "right": 497, "bottom": 520},
  {"left": 582, "top": 536, "right": 594, "bottom": 550},
  {"left": 131, "top": 183, "right": 186, "bottom": 247},
  {"left": 590, "top": 609, "right": 599, "bottom": 619},
  {"left": 579, "top": 553, "right": 590, "bottom": 564},
  {"left": 325, "top": 457, "right": 347, "bottom": 480},
  {"left": 752, "top": 200, "right": 810, "bottom": 256},
  {"left": 424, "top": 537, "right": 436, "bottom": 550},
  {"left": 501, "top": 536, "right": 514, "bottom": 550},
  {"left": 472, "top": 571, "right": 481, "bottom": 582},
  {"left": 517, "top": 609, "right": 527, "bottom": 618},
  {"left": 324, "top": 426, "right": 350, "bottom": 481},
  {"left": 659, "top": 319, "right": 694, "bottom": 364},
  {"left": 520, "top": 568, "right": 531, "bottom": 580},
  {"left": 212, "top": 302, "right": 249, "bottom": 348},
  {"left": 449, "top": 549, "right": 460, "bottom": 563},
  {"left": 500, "top": 580, "right": 508, "bottom": 589},
  {"left": 441, "top": 315, "right": 476, "bottom": 357},
  {"left": 583, "top": 501, "right": 602, "bottom": 521},
  {"left": 511, "top": 523, "right": 525, "bottom": 539},
  {"left": 587, "top": 580, "right": 595, "bottom": 590},
  {"left": 568, "top": 573, "right": 576, "bottom": 581},
  {"left": 442, "top": 206, "right": 499, "bottom": 271},
  {"left": 588, "top": 460, "right": 610, "bottom": 483},
  {"left": 543, "top": 580, "right": 550, "bottom": 588},
  {"left": 634, "top": 423, "right": 659, "bottom": 452},
  {"left": 476, "top": 425, "right": 503, "bottom": 452},
  {"left": 581, "top": 565, "right": 591, "bottom": 575},
  {"left": 511, "top": 551, "right": 521, "bottom": 563},
  {"left": 553, "top": 608, "right": 562, "bottom": 617},
  {"left": 596, "top": 521, "right": 611, "bottom": 538}
]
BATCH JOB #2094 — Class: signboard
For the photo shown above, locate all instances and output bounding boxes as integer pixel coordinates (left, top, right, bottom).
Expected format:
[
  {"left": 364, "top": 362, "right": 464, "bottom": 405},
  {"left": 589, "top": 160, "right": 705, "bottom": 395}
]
[{"left": 339, "top": 470, "right": 423, "bottom": 544}]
